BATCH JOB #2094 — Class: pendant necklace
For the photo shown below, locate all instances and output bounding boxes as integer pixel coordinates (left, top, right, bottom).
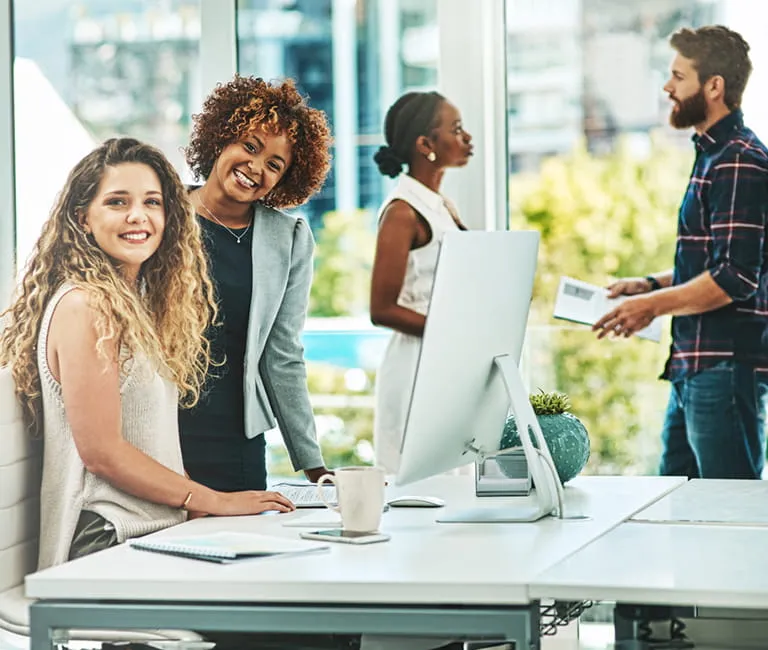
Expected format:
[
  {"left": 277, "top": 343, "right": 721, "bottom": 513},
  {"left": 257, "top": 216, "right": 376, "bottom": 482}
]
[{"left": 198, "top": 193, "right": 253, "bottom": 244}]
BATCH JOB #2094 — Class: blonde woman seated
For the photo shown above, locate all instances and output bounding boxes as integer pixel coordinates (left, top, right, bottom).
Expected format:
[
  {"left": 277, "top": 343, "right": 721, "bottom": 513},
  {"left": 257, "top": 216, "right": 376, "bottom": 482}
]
[{"left": 0, "top": 138, "right": 294, "bottom": 570}]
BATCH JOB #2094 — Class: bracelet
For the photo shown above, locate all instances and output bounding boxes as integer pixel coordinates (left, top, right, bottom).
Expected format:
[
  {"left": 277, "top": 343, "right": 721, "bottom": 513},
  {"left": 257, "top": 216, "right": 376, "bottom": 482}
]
[
  {"left": 645, "top": 275, "right": 662, "bottom": 291},
  {"left": 180, "top": 491, "right": 193, "bottom": 510}
]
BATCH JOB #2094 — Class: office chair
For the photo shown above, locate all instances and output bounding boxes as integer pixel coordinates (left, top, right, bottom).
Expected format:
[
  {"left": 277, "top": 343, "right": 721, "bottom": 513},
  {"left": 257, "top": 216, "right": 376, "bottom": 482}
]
[{"left": 0, "top": 365, "right": 202, "bottom": 648}]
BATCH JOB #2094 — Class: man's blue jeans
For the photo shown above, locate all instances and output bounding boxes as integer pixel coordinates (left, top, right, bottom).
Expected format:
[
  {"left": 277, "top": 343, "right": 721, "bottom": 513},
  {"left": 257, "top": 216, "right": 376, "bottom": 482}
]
[{"left": 659, "top": 360, "right": 768, "bottom": 479}]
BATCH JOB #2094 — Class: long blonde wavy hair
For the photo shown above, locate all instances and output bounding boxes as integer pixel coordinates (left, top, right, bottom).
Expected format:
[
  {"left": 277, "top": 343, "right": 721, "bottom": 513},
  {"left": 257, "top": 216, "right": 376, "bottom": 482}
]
[{"left": 0, "top": 138, "right": 218, "bottom": 435}]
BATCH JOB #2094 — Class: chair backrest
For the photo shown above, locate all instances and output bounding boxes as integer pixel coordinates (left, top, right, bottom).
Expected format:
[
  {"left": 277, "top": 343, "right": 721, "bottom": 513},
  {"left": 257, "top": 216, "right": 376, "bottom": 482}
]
[
  {"left": 0, "top": 365, "right": 42, "bottom": 599},
  {"left": 0, "top": 367, "right": 203, "bottom": 643}
]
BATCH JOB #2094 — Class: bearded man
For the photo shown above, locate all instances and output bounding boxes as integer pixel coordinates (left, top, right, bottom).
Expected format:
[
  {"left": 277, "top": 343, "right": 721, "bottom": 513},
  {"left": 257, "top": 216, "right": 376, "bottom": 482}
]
[{"left": 594, "top": 25, "right": 768, "bottom": 479}]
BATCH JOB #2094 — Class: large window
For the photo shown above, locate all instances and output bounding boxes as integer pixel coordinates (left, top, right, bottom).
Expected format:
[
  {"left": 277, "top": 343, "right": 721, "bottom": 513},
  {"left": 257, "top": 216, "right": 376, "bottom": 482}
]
[
  {"left": 8, "top": 0, "right": 763, "bottom": 479},
  {"left": 236, "top": 0, "right": 438, "bottom": 475},
  {"left": 13, "top": 0, "right": 201, "bottom": 269}
]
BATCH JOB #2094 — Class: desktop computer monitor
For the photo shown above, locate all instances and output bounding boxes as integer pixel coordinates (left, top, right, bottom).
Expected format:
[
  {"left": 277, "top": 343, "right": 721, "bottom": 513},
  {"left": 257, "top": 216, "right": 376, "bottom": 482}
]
[{"left": 395, "top": 231, "right": 563, "bottom": 522}]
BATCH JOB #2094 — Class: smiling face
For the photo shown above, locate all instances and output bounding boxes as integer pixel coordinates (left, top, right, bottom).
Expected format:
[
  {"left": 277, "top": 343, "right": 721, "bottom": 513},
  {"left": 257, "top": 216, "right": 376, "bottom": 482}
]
[
  {"left": 211, "top": 130, "right": 294, "bottom": 204},
  {"left": 422, "top": 101, "right": 473, "bottom": 168},
  {"left": 80, "top": 162, "right": 165, "bottom": 283}
]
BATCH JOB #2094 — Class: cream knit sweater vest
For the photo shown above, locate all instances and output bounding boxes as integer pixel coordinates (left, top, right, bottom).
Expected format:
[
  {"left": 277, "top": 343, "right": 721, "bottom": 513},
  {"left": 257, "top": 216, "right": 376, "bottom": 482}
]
[{"left": 37, "top": 284, "right": 186, "bottom": 570}]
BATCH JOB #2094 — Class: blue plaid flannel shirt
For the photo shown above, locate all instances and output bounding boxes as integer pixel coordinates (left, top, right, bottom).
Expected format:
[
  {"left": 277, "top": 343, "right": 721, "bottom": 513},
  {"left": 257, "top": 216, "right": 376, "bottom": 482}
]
[{"left": 663, "top": 110, "right": 768, "bottom": 381}]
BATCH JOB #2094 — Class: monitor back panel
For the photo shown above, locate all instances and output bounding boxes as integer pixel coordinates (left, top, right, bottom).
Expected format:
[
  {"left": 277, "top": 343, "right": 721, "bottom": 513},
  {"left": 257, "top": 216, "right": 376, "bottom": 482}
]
[{"left": 397, "top": 230, "right": 539, "bottom": 485}]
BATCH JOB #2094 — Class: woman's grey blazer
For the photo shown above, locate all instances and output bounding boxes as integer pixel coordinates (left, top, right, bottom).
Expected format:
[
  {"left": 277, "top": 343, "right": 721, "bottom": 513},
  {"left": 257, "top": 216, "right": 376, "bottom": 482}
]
[{"left": 243, "top": 202, "right": 324, "bottom": 471}]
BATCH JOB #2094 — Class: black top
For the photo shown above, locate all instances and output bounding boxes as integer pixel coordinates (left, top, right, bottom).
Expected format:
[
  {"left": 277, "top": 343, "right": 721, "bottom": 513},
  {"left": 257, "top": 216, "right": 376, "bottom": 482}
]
[{"left": 178, "top": 215, "right": 268, "bottom": 492}]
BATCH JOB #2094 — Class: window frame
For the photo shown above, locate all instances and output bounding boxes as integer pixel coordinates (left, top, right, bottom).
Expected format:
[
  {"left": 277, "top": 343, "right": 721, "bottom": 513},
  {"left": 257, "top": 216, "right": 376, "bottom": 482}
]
[
  {"left": 0, "top": 0, "right": 15, "bottom": 308},
  {"left": 437, "top": 0, "right": 508, "bottom": 231}
]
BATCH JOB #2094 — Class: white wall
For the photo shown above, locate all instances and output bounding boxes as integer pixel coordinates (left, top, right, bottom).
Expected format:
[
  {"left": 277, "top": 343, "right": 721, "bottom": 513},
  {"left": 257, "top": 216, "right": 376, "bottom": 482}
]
[{"left": 719, "top": 0, "right": 768, "bottom": 141}]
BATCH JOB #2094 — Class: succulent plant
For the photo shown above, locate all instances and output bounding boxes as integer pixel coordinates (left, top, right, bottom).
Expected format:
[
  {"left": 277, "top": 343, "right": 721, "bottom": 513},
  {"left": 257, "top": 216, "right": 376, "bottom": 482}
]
[{"left": 528, "top": 389, "right": 571, "bottom": 415}]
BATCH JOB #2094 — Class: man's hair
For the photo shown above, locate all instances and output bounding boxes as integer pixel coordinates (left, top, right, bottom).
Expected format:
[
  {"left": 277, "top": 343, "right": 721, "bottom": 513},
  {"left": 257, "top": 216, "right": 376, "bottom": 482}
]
[{"left": 670, "top": 25, "right": 752, "bottom": 110}]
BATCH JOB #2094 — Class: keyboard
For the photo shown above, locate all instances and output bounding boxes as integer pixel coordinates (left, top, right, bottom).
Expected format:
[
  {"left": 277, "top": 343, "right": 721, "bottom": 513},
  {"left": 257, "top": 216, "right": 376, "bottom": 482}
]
[{"left": 273, "top": 482, "right": 338, "bottom": 508}]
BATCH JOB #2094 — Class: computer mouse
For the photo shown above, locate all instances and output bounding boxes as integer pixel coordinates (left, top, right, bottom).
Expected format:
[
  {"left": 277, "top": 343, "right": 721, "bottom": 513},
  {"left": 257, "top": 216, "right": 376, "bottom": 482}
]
[{"left": 387, "top": 495, "right": 445, "bottom": 508}]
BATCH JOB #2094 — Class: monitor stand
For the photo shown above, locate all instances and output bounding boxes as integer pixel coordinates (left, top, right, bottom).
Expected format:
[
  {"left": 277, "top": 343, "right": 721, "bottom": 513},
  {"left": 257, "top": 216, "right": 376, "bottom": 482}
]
[{"left": 437, "top": 354, "right": 564, "bottom": 524}]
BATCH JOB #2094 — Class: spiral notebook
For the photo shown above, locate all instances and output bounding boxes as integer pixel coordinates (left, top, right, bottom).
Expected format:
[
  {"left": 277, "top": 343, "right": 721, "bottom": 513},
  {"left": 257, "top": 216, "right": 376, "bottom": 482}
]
[{"left": 129, "top": 531, "right": 329, "bottom": 563}]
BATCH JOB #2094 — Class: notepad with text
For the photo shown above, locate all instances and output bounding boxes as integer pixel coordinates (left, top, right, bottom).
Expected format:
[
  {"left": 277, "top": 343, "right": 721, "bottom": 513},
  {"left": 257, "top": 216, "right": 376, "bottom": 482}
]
[
  {"left": 553, "top": 276, "right": 662, "bottom": 342},
  {"left": 129, "top": 531, "right": 329, "bottom": 563}
]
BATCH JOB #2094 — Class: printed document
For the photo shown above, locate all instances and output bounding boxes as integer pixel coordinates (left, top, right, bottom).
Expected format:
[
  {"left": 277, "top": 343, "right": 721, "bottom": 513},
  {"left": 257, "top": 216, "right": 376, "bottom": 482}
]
[{"left": 553, "top": 276, "right": 662, "bottom": 342}]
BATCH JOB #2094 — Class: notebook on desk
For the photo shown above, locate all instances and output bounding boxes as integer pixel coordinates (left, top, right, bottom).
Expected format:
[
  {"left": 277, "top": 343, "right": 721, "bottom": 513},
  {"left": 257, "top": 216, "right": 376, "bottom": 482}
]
[{"left": 129, "top": 531, "right": 329, "bottom": 563}]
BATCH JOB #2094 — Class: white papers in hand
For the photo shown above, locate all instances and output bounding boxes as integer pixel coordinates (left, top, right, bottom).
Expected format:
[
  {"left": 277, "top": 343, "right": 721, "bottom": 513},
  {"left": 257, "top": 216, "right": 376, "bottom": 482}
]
[{"left": 553, "top": 276, "right": 662, "bottom": 342}]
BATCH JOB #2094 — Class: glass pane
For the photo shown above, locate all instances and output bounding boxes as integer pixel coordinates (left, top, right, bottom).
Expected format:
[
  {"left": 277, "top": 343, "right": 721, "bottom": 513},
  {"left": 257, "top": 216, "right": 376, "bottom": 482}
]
[
  {"left": 506, "top": 0, "right": 752, "bottom": 475},
  {"left": 236, "top": 0, "right": 438, "bottom": 476},
  {"left": 13, "top": 0, "right": 201, "bottom": 268}
]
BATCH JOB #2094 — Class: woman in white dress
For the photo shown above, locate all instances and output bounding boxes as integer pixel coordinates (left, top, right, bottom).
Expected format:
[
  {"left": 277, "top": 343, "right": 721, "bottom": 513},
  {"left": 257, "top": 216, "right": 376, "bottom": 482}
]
[{"left": 370, "top": 91, "right": 473, "bottom": 476}]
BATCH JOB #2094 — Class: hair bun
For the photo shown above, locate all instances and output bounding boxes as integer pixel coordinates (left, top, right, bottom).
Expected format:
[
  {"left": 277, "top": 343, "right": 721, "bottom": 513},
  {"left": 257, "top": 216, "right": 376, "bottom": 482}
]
[{"left": 373, "top": 145, "right": 404, "bottom": 178}]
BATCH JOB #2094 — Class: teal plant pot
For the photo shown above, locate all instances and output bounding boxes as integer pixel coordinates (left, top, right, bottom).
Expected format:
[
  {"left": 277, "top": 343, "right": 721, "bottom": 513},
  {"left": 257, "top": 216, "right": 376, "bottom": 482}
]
[{"left": 499, "top": 412, "right": 590, "bottom": 484}]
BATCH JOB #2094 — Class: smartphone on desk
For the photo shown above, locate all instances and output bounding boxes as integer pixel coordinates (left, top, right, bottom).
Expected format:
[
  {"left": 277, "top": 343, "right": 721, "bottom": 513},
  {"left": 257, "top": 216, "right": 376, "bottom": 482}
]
[{"left": 300, "top": 529, "right": 391, "bottom": 545}]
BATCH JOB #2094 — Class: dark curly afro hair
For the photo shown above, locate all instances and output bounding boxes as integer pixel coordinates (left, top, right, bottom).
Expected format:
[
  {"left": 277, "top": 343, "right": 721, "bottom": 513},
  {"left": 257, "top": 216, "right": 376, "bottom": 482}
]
[{"left": 186, "top": 75, "right": 333, "bottom": 209}]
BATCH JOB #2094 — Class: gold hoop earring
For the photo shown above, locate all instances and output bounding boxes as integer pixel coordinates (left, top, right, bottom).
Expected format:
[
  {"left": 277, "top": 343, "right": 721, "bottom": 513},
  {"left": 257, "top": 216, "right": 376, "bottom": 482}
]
[{"left": 426, "top": 152, "right": 436, "bottom": 162}]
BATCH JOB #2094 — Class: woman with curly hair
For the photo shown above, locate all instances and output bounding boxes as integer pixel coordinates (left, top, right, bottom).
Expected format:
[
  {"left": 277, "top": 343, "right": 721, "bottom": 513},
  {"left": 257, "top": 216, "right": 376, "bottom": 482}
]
[
  {"left": 370, "top": 91, "right": 473, "bottom": 476},
  {"left": 0, "top": 138, "right": 294, "bottom": 571},
  {"left": 181, "top": 75, "right": 333, "bottom": 493}
]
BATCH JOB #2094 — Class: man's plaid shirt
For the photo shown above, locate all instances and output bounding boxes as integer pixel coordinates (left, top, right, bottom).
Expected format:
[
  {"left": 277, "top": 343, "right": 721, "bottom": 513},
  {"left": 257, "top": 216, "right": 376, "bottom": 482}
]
[{"left": 663, "top": 110, "right": 768, "bottom": 381}]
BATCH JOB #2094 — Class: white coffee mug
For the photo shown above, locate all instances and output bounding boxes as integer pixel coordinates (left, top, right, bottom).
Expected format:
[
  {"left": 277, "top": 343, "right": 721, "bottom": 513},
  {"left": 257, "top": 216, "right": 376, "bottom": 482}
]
[{"left": 318, "top": 466, "right": 386, "bottom": 532}]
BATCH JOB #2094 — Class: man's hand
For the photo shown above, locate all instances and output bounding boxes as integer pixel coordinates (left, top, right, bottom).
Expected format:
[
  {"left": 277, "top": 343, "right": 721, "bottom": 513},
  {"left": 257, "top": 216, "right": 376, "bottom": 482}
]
[
  {"left": 304, "top": 466, "right": 332, "bottom": 483},
  {"left": 606, "top": 277, "right": 653, "bottom": 298},
  {"left": 593, "top": 294, "right": 658, "bottom": 339}
]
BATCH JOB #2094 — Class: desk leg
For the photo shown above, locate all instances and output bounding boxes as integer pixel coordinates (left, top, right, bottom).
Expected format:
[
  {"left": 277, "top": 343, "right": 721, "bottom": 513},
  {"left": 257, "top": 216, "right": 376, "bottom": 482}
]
[
  {"left": 29, "top": 602, "right": 57, "bottom": 650},
  {"left": 614, "top": 603, "right": 696, "bottom": 650}
]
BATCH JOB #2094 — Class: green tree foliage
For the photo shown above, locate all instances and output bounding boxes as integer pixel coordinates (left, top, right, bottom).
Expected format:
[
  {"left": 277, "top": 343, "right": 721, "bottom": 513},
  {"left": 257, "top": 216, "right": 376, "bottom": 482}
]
[
  {"left": 512, "top": 137, "right": 692, "bottom": 473},
  {"left": 268, "top": 209, "right": 378, "bottom": 478},
  {"left": 309, "top": 209, "right": 376, "bottom": 317},
  {"left": 267, "top": 363, "right": 375, "bottom": 477}
]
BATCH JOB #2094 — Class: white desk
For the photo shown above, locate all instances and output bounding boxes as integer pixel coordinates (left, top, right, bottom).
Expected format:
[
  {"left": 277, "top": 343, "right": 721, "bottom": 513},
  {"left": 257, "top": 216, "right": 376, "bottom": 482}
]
[
  {"left": 630, "top": 478, "right": 768, "bottom": 526},
  {"left": 531, "top": 479, "right": 768, "bottom": 647},
  {"left": 26, "top": 475, "right": 683, "bottom": 650},
  {"left": 531, "top": 521, "right": 768, "bottom": 610}
]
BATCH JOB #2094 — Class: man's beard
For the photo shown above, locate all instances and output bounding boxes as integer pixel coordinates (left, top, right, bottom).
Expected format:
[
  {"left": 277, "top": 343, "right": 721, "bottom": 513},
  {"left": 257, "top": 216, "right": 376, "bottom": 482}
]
[{"left": 669, "top": 87, "right": 708, "bottom": 129}]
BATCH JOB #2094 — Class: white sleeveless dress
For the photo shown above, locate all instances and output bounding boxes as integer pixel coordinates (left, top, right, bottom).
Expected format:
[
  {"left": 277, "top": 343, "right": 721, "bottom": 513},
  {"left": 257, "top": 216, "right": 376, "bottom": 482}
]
[{"left": 373, "top": 174, "right": 462, "bottom": 474}]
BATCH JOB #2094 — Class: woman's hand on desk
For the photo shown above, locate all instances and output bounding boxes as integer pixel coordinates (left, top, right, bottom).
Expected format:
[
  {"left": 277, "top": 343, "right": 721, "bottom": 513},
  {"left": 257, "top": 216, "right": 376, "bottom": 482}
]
[
  {"left": 192, "top": 490, "right": 296, "bottom": 516},
  {"left": 304, "top": 466, "right": 389, "bottom": 486},
  {"left": 304, "top": 466, "right": 332, "bottom": 483},
  {"left": 217, "top": 491, "right": 296, "bottom": 515},
  {"left": 186, "top": 509, "right": 209, "bottom": 520}
]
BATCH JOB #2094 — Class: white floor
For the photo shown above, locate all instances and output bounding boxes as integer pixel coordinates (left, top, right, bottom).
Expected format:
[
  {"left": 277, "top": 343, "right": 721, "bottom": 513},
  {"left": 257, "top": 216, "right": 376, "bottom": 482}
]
[{"left": 0, "top": 630, "right": 24, "bottom": 650}]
